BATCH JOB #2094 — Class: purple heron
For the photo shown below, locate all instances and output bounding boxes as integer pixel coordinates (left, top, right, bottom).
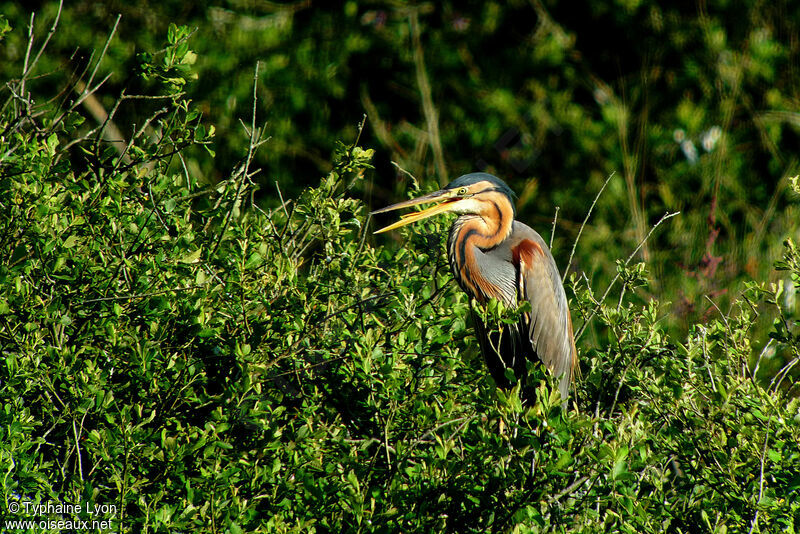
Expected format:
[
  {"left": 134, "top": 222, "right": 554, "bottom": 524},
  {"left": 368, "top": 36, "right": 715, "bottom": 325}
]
[{"left": 372, "top": 173, "right": 577, "bottom": 402}]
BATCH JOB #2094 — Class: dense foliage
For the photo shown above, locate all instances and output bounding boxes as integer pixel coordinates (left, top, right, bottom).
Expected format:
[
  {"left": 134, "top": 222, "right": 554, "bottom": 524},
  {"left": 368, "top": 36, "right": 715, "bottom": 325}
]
[{"left": 1, "top": 3, "right": 800, "bottom": 533}]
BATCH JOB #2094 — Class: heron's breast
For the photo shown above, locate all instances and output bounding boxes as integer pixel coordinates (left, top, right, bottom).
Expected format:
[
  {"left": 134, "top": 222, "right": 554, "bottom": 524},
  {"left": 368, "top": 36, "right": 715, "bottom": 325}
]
[{"left": 449, "top": 238, "right": 517, "bottom": 305}]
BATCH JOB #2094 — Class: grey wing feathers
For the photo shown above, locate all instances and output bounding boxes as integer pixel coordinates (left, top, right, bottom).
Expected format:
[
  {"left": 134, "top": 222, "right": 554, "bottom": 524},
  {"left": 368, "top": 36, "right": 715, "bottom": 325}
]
[{"left": 513, "top": 226, "right": 577, "bottom": 401}]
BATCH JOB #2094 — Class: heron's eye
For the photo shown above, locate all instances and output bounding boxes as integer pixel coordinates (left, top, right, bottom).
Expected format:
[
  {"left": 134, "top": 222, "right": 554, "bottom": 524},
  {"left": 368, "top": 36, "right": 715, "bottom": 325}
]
[{"left": 458, "top": 187, "right": 468, "bottom": 195}]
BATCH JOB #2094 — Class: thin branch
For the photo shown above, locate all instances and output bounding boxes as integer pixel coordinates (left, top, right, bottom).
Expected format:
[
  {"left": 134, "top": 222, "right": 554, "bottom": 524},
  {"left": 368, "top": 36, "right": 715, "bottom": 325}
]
[
  {"left": 748, "top": 414, "right": 772, "bottom": 534},
  {"left": 1, "top": 0, "right": 63, "bottom": 116},
  {"left": 24, "top": 0, "right": 64, "bottom": 83},
  {"left": 576, "top": 211, "right": 680, "bottom": 340},
  {"left": 354, "top": 113, "right": 367, "bottom": 147},
  {"left": 549, "top": 206, "right": 560, "bottom": 250},
  {"left": 547, "top": 475, "right": 590, "bottom": 505},
  {"left": 751, "top": 338, "right": 773, "bottom": 383},
  {"left": 362, "top": 87, "right": 406, "bottom": 161},
  {"left": 705, "top": 294, "right": 743, "bottom": 377},
  {"left": 51, "top": 15, "right": 120, "bottom": 131},
  {"left": 391, "top": 161, "right": 421, "bottom": 191},
  {"left": 19, "top": 12, "right": 36, "bottom": 102},
  {"left": 112, "top": 107, "right": 167, "bottom": 173},
  {"left": 769, "top": 354, "right": 800, "bottom": 395},
  {"left": 564, "top": 171, "right": 615, "bottom": 281},
  {"left": 700, "top": 326, "right": 717, "bottom": 393},
  {"left": 72, "top": 412, "right": 87, "bottom": 482},
  {"left": 84, "top": 15, "right": 121, "bottom": 98},
  {"left": 73, "top": 81, "right": 130, "bottom": 162},
  {"left": 604, "top": 331, "right": 643, "bottom": 419},
  {"left": 209, "top": 62, "right": 263, "bottom": 259},
  {"left": 275, "top": 181, "right": 291, "bottom": 222},
  {"left": 168, "top": 186, "right": 218, "bottom": 202},
  {"left": 82, "top": 285, "right": 204, "bottom": 305}
]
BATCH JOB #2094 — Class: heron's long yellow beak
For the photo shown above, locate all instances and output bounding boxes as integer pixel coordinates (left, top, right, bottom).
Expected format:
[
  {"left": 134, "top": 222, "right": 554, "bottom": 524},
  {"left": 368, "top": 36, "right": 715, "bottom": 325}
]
[{"left": 370, "top": 189, "right": 465, "bottom": 234}]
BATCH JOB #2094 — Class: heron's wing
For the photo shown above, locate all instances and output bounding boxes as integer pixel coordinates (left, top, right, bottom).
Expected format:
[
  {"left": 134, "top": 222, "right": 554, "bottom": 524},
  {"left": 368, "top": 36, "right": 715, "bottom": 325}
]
[
  {"left": 510, "top": 230, "right": 577, "bottom": 401},
  {"left": 469, "top": 306, "right": 529, "bottom": 390}
]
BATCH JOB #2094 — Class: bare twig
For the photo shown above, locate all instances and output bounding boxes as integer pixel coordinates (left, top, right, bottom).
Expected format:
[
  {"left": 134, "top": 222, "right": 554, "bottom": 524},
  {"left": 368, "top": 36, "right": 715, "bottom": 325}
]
[
  {"left": 50, "top": 16, "right": 120, "bottom": 132},
  {"left": 24, "top": 0, "right": 64, "bottom": 83},
  {"left": 769, "top": 354, "right": 800, "bottom": 395},
  {"left": 751, "top": 338, "right": 773, "bottom": 384},
  {"left": 604, "top": 333, "right": 643, "bottom": 419},
  {"left": 72, "top": 411, "right": 88, "bottom": 482},
  {"left": 705, "top": 294, "right": 745, "bottom": 377},
  {"left": 64, "top": 90, "right": 185, "bottom": 160},
  {"left": 564, "top": 171, "right": 615, "bottom": 282},
  {"left": 19, "top": 12, "right": 36, "bottom": 105},
  {"left": 362, "top": 87, "right": 406, "bottom": 162},
  {"left": 3, "top": 0, "right": 63, "bottom": 115},
  {"left": 549, "top": 206, "right": 560, "bottom": 250},
  {"left": 547, "top": 475, "right": 590, "bottom": 505},
  {"left": 699, "top": 326, "right": 717, "bottom": 392},
  {"left": 748, "top": 414, "right": 772, "bottom": 534},
  {"left": 83, "top": 15, "right": 121, "bottom": 102},
  {"left": 209, "top": 62, "right": 266, "bottom": 259},
  {"left": 354, "top": 113, "right": 367, "bottom": 148},
  {"left": 113, "top": 107, "right": 167, "bottom": 173},
  {"left": 576, "top": 211, "right": 680, "bottom": 340},
  {"left": 82, "top": 285, "right": 205, "bottom": 305},
  {"left": 275, "top": 181, "right": 291, "bottom": 221},
  {"left": 68, "top": 81, "right": 130, "bottom": 161},
  {"left": 391, "top": 161, "right": 422, "bottom": 193}
]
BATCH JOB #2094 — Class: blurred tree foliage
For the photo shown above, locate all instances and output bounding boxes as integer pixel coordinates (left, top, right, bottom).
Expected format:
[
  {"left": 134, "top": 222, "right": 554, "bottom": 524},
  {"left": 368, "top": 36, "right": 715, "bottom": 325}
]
[{"left": 2, "top": 3, "right": 800, "bottom": 532}]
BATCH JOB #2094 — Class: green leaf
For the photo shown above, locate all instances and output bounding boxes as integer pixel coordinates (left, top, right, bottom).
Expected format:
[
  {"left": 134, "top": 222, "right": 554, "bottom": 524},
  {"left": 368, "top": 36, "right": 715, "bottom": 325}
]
[
  {"left": 767, "top": 449, "right": 782, "bottom": 463},
  {"left": 612, "top": 446, "right": 629, "bottom": 480},
  {"left": 180, "top": 248, "right": 202, "bottom": 263},
  {"left": 167, "top": 22, "right": 177, "bottom": 44}
]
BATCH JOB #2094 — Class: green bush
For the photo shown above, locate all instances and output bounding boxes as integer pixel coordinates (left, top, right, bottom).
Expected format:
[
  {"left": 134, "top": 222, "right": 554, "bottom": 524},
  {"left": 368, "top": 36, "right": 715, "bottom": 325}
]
[{"left": 1, "top": 12, "right": 799, "bottom": 534}]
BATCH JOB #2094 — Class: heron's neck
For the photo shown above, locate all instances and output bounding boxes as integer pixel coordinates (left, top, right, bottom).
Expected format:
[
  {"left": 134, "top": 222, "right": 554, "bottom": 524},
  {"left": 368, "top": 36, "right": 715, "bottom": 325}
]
[{"left": 446, "top": 201, "right": 514, "bottom": 301}]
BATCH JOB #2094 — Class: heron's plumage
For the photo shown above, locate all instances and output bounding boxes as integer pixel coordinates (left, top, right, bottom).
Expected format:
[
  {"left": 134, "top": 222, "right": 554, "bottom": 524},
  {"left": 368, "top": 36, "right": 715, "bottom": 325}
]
[
  {"left": 509, "top": 225, "right": 577, "bottom": 400},
  {"left": 448, "top": 214, "right": 576, "bottom": 400},
  {"left": 372, "top": 172, "right": 577, "bottom": 403}
]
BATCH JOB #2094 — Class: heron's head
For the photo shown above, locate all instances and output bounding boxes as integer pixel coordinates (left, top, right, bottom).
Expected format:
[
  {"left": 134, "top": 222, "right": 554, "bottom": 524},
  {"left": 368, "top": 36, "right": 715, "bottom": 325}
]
[{"left": 371, "top": 172, "right": 516, "bottom": 234}]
